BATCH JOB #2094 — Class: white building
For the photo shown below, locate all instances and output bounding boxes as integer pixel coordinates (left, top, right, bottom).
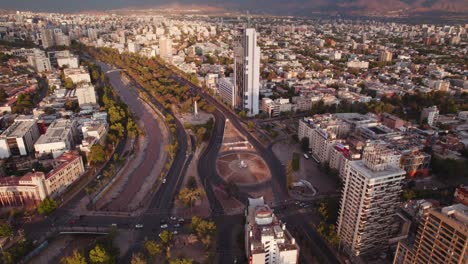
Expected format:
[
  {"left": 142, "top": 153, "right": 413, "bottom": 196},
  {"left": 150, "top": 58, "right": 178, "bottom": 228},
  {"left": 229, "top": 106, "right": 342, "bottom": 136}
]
[
  {"left": 128, "top": 42, "right": 141, "bottom": 53},
  {"left": 63, "top": 67, "right": 91, "bottom": 84},
  {"left": 76, "top": 83, "right": 97, "bottom": 106},
  {"left": 262, "top": 98, "right": 292, "bottom": 117},
  {"left": 27, "top": 54, "right": 51, "bottom": 73},
  {"left": 234, "top": 28, "right": 260, "bottom": 116},
  {"left": 159, "top": 36, "right": 173, "bottom": 63},
  {"left": 347, "top": 60, "right": 369, "bottom": 69},
  {"left": 57, "top": 55, "right": 79, "bottom": 68},
  {"left": 298, "top": 115, "right": 351, "bottom": 163},
  {"left": 420, "top": 106, "right": 439, "bottom": 126},
  {"left": 246, "top": 197, "right": 299, "bottom": 264},
  {"left": 34, "top": 119, "right": 78, "bottom": 158},
  {"left": 218, "top": 77, "right": 235, "bottom": 107},
  {"left": 337, "top": 142, "right": 406, "bottom": 256},
  {"left": 0, "top": 116, "right": 40, "bottom": 159}
]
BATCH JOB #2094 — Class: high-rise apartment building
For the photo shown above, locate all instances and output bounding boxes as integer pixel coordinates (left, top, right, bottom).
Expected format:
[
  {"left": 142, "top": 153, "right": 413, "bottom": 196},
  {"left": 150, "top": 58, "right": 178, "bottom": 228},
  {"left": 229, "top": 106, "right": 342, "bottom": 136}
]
[
  {"left": 159, "top": 36, "right": 173, "bottom": 63},
  {"left": 394, "top": 204, "right": 467, "bottom": 264},
  {"left": 337, "top": 142, "right": 406, "bottom": 256},
  {"left": 234, "top": 28, "right": 260, "bottom": 116},
  {"left": 379, "top": 50, "right": 393, "bottom": 62}
]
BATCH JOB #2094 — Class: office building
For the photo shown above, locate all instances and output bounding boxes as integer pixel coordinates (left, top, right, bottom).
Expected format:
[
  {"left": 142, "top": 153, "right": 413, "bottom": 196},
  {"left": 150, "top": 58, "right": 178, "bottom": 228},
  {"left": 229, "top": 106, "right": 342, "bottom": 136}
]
[
  {"left": 420, "top": 106, "right": 439, "bottom": 126},
  {"left": 394, "top": 204, "right": 467, "bottom": 264},
  {"left": 34, "top": 119, "right": 78, "bottom": 158},
  {"left": 234, "top": 27, "right": 260, "bottom": 116},
  {"left": 261, "top": 98, "right": 292, "bottom": 118},
  {"left": 159, "top": 36, "right": 173, "bottom": 63},
  {"left": 337, "top": 142, "right": 406, "bottom": 256},
  {"left": 218, "top": 77, "right": 235, "bottom": 107},
  {"left": 0, "top": 116, "right": 40, "bottom": 159},
  {"left": 246, "top": 197, "right": 299, "bottom": 264},
  {"left": 76, "top": 83, "right": 97, "bottom": 106}
]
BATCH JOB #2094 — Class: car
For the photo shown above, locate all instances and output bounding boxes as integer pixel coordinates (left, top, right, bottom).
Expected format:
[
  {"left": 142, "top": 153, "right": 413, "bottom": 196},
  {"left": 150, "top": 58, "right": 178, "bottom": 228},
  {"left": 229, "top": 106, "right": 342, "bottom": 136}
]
[
  {"left": 110, "top": 223, "right": 117, "bottom": 227},
  {"left": 174, "top": 223, "right": 181, "bottom": 228},
  {"left": 170, "top": 216, "right": 177, "bottom": 221},
  {"left": 135, "top": 224, "right": 144, "bottom": 229},
  {"left": 172, "top": 230, "right": 178, "bottom": 235},
  {"left": 160, "top": 224, "right": 168, "bottom": 229},
  {"left": 178, "top": 218, "right": 185, "bottom": 223},
  {"left": 162, "top": 178, "right": 166, "bottom": 184},
  {"left": 303, "top": 154, "right": 310, "bottom": 159}
]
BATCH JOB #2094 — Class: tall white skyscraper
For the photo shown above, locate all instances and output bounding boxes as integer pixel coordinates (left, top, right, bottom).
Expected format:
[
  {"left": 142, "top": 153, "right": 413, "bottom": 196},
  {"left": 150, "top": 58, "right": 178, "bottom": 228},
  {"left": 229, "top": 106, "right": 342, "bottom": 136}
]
[
  {"left": 337, "top": 142, "right": 406, "bottom": 257},
  {"left": 159, "top": 36, "right": 173, "bottom": 63},
  {"left": 234, "top": 28, "right": 260, "bottom": 116}
]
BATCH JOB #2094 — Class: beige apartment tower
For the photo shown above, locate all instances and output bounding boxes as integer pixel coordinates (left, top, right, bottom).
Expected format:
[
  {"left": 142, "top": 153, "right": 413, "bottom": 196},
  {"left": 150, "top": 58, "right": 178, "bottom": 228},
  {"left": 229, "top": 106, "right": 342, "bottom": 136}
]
[
  {"left": 394, "top": 204, "right": 467, "bottom": 264},
  {"left": 337, "top": 142, "right": 406, "bottom": 256}
]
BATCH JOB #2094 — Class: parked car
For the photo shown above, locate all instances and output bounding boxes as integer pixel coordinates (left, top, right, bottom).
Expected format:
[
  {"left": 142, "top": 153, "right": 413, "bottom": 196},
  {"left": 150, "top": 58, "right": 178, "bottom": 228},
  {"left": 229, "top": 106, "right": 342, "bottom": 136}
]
[{"left": 135, "top": 224, "right": 143, "bottom": 229}]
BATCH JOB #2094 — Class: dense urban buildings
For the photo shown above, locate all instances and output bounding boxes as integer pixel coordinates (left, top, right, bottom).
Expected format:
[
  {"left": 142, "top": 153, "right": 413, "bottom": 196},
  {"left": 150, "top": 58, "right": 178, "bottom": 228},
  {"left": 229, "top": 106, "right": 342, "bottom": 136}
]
[{"left": 0, "top": 5, "right": 466, "bottom": 264}]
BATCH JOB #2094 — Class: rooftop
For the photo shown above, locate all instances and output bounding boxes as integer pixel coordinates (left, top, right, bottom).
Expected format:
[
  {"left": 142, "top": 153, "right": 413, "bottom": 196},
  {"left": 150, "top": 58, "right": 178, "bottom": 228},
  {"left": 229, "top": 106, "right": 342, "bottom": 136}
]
[{"left": 0, "top": 118, "right": 36, "bottom": 138}]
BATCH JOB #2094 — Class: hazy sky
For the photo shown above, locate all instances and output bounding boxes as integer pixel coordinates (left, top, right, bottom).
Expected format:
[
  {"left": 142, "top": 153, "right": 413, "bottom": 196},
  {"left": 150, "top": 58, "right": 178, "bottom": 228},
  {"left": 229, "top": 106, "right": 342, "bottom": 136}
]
[{"left": 0, "top": 0, "right": 258, "bottom": 12}]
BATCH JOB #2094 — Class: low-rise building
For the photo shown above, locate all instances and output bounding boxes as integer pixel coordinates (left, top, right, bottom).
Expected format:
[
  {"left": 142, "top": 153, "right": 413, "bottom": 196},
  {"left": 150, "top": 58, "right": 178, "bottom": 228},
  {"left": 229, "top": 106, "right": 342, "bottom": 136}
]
[
  {"left": 0, "top": 152, "right": 85, "bottom": 207},
  {"left": 0, "top": 116, "right": 40, "bottom": 159},
  {"left": 34, "top": 119, "right": 78, "bottom": 158},
  {"left": 63, "top": 66, "right": 91, "bottom": 84},
  {"left": 75, "top": 83, "right": 97, "bottom": 106}
]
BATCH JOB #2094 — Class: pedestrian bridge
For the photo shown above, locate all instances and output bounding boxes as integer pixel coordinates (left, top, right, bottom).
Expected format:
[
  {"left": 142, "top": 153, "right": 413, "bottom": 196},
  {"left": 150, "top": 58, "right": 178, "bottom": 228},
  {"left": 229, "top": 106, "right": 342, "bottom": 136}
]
[
  {"left": 106, "top": 69, "right": 126, "bottom": 74},
  {"left": 56, "top": 226, "right": 111, "bottom": 235}
]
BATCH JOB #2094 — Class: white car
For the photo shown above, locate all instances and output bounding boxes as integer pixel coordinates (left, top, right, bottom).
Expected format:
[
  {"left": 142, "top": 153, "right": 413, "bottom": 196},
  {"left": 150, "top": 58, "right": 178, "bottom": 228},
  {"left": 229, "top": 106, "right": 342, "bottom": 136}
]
[
  {"left": 160, "top": 224, "right": 168, "bottom": 229},
  {"left": 162, "top": 178, "right": 166, "bottom": 184},
  {"left": 170, "top": 216, "right": 177, "bottom": 221},
  {"left": 135, "top": 224, "right": 144, "bottom": 229},
  {"left": 172, "top": 230, "right": 178, "bottom": 235}
]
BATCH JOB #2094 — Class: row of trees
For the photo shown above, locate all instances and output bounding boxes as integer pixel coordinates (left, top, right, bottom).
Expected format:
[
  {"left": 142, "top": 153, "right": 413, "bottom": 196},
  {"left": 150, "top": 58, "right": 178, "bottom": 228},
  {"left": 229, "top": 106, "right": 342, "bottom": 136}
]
[{"left": 61, "top": 232, "right": 119, "bottom": 264}]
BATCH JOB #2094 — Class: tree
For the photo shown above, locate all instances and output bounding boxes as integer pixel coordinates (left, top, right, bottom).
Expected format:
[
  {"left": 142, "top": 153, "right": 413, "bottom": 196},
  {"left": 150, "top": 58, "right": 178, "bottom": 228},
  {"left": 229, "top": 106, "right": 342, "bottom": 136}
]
[
  {"left": 130, "top": 253, "right": 147, "bottom": 264},
  {"left": 187, "top": 176, "right": 197, "bottom": 190},
  {"left": 144, "top": 240, "right": 162, "bottom": 258},
  {"left": 177, "top": 188, "right": 205, "bottom": 208},
  {"left": 61, "top": 250, "right": 87, "bottom": 264},
  {"left": 300, "top": 137, "right": 309, "bottom": 152},
  {"left": 190, "top": 216, "right": 216, "bottom": 248},
  {"left": 0, "top": 223, "right": 12, "bottom": 237},
  {"left": 37, "top": 198, "right": 57, "bottom": 215},
  {"left": 0, "top": 88, "right": 7, "bottom": 103},
  {"left": 88, "top": 145, "right": 106, "bottom": 166},
  {"left": 159, "top": 230, "right": 173, "bottom": 247},
  {"left": 247, "top": 121, "right": 255, "bottom": 131},
  {"left": 170, "top": 259, "right": 193, "bottom": 264},
  {"left": 64, "top": 78, "right": 75, "bottom": 90},
  {"left": 89, "top": 245, "right": 111, "bottom": 264}
]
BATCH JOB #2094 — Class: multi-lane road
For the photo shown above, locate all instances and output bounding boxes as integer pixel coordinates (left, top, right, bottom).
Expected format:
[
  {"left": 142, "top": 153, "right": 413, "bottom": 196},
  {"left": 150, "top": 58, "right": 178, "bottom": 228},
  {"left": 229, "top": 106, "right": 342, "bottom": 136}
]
[{"left": 23, "top": 57, "right": 340, "bottom": 264}]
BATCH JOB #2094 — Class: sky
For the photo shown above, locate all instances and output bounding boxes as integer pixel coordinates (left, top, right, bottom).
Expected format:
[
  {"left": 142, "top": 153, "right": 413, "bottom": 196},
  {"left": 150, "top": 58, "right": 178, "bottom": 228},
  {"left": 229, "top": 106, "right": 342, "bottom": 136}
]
[{"left": 0, "top": 0, "right": 243, "bottom": 12}]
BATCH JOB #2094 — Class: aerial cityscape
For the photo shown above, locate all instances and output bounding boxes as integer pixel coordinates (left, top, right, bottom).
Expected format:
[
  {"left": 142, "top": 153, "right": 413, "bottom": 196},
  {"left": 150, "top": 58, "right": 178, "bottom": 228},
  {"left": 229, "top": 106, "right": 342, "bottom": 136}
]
[{"left": 0, "top": 1, "right": 466, "bottom": 264}]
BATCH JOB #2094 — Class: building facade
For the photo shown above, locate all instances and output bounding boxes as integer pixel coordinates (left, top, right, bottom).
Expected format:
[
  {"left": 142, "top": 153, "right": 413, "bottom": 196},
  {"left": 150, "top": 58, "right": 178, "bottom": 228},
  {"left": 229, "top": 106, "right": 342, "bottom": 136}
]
[
  {"left": 393, "top": 204, "right": 467, "bottom": 264},
  {"left": 234, "top": 28, "right": 260, "bottom": 116},
  {"left": 218, "top": 77, "right": 235, "bottom": 107},
  {"left": 246, "top": 197, "right": 299, "bottom": 264},
  {"left": 337, "top": 142, "right": 406, "bottom": 256},
  {"left": 0, "top": 116, "right": 40, "bottom": 159}
]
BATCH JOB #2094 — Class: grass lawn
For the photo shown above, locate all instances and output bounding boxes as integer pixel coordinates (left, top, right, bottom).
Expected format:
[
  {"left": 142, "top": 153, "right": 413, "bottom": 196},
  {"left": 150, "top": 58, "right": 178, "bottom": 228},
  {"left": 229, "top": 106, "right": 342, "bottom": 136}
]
[{"left": 292, "top": 152, "right": 300, "bottom": 171}]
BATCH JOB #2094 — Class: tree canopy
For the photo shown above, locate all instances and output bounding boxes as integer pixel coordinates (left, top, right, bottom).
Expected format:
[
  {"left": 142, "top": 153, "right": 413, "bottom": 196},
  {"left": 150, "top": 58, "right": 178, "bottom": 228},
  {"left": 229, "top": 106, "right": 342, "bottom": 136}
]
[{"left": 37, "top": 198, "right": 58, "bottom": 215}]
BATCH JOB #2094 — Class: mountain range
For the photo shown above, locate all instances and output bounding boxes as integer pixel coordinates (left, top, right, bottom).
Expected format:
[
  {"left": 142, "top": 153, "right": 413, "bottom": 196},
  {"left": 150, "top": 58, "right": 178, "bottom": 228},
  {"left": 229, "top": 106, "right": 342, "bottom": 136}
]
[{"left": 2, "top": 0, "right": 468, "bottom": 17}]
